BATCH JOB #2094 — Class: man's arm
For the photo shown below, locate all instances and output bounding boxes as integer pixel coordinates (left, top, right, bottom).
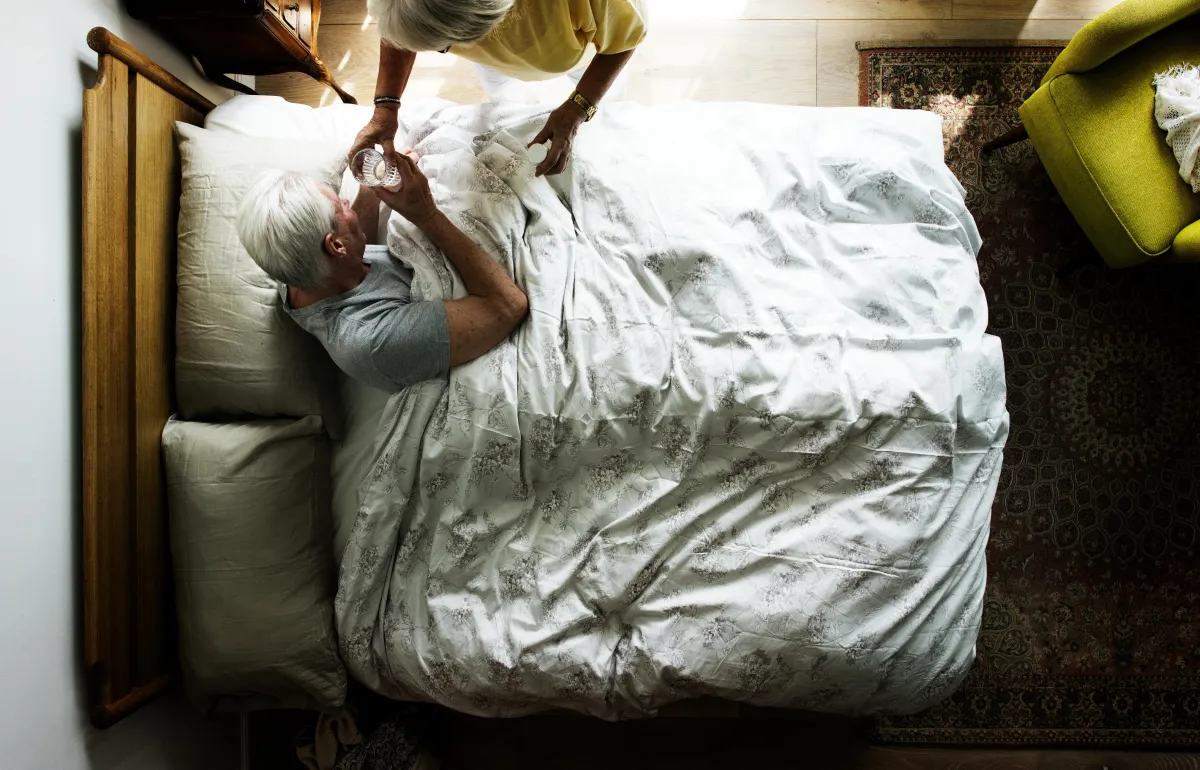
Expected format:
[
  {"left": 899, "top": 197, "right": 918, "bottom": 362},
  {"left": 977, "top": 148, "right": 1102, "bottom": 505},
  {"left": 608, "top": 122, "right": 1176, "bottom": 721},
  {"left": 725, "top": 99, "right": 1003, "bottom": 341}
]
[
  {"left": 351, "top": 186, "right": 382, "bottom": 246},
  {"left": 417, "top": 212, "right": 528, "bottom": 366},
  {"left": 375, "top": 152, "right": 528, "bottom": 367}
]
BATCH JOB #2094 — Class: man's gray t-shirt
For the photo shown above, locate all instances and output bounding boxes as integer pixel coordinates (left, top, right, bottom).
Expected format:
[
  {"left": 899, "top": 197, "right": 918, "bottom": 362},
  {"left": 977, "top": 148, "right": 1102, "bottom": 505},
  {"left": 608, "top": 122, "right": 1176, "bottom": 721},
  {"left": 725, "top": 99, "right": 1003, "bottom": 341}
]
[{"left": 280, "top": 245, "right": 450, "bottom": 392}]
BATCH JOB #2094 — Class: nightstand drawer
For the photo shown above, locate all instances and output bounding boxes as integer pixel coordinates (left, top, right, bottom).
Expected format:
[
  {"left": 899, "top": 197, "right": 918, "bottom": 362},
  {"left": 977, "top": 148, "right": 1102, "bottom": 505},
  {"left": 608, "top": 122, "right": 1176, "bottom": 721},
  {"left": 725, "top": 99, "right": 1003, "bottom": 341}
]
[
  {"left": 280, "top": 0, "right": 312, "bottom": 47},
  {"left": 126, "top": 0, "right": 354, "bottom": 104}
]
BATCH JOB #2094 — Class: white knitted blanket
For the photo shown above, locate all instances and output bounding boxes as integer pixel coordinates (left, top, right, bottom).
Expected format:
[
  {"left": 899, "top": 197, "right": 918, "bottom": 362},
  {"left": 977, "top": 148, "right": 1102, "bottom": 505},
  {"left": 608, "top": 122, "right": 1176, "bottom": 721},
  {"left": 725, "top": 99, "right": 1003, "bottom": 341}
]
[{"left": 1155, "top": 63, "right": 1200, "bottom": 193}]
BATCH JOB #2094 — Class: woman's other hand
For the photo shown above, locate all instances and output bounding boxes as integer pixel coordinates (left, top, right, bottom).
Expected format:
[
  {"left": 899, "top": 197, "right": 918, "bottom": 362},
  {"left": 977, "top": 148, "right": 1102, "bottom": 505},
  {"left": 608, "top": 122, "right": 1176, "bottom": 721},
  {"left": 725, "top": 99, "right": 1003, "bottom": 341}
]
[
  {"left": 528, "top": 100, "right": 587, "bottom": 176},
  {"left": 349, "top": 105, "right": 402, "bottom": 168}
]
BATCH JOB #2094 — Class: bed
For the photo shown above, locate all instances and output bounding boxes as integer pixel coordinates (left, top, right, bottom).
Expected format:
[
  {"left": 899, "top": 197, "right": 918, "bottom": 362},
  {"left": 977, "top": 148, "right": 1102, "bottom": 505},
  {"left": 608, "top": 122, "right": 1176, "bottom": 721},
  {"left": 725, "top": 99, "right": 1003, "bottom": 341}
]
[{"left": 82, "top": 28, "right": 1008, "bottom": 727}]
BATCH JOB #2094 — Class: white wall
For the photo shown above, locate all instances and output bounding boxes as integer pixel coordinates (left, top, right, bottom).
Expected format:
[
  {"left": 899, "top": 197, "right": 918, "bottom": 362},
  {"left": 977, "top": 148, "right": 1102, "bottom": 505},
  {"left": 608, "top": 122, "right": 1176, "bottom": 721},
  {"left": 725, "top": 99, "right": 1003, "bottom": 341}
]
[{"left": 3, "top": 4, "right": 240, "bottom": 769}]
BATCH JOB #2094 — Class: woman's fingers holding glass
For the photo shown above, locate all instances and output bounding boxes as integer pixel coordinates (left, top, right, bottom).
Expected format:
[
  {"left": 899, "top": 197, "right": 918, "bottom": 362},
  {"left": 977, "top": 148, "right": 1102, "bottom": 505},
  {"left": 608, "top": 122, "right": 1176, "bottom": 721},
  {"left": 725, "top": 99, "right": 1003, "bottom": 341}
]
[
  {"left": 349, "top": 109, "right": 400, "bottom": 164},
  {"left": 348, "top": 131, "right": 375, "bottom": 166}
]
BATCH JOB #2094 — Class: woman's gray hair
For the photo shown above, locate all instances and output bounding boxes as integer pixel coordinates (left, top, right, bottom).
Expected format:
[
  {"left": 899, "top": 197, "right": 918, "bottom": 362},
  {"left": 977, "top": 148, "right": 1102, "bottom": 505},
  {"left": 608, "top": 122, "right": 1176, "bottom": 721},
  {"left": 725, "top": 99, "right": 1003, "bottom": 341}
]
[
  {"left": 236, "top": 170, "right": 336, "bottom": 291},
  {"left": 368, "top": 0, "right": 514, "bottom": 52}
]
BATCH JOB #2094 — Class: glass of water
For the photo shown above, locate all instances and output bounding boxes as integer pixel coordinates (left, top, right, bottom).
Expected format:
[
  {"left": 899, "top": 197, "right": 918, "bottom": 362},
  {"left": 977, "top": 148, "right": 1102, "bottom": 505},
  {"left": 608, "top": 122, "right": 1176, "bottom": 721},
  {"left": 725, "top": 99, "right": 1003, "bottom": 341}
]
[{"left": 351, "top": 148, "right": 402, "bottom": 189}]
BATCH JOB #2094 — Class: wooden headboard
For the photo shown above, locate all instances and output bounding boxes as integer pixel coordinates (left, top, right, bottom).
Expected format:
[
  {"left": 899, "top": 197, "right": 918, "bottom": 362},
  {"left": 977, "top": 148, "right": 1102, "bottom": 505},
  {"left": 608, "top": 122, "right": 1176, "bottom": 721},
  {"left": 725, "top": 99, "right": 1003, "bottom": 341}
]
[{"left": 81, "top": 27, "right": 214, "bottom": 729}]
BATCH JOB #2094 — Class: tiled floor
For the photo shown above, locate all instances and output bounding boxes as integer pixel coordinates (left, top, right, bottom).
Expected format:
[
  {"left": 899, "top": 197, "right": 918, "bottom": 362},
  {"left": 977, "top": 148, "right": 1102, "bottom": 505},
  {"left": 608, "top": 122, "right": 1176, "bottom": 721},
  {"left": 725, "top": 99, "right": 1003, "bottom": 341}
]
[{"left": 259, "top": 0, "right": 1122, "bottom": 108}]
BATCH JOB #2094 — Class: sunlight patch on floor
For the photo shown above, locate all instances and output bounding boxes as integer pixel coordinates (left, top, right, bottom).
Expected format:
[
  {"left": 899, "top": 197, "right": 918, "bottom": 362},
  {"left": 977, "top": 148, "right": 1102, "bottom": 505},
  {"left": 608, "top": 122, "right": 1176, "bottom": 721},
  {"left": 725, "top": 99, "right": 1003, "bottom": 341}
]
[
  {"left": 649, "top": 0, "right": 748, "bottom": 21},
  {"left": 413, "top": 51, "right": 460, "bottom": 70}
]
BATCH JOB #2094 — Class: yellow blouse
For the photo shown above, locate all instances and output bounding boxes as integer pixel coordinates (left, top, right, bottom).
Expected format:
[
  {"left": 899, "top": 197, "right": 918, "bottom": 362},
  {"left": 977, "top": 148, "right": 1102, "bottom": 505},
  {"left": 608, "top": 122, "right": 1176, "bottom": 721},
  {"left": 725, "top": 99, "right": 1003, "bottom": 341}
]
[{"left": 450, "top": 0, "right": 647, "bottom": 81}]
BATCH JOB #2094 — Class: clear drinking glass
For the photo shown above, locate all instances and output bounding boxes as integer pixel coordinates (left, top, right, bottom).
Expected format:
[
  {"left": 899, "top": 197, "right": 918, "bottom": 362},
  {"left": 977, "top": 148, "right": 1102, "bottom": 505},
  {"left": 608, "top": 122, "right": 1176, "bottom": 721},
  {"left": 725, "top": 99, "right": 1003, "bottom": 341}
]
[{"left": 351, "top": 148, "right": 402, "bottom": 189}]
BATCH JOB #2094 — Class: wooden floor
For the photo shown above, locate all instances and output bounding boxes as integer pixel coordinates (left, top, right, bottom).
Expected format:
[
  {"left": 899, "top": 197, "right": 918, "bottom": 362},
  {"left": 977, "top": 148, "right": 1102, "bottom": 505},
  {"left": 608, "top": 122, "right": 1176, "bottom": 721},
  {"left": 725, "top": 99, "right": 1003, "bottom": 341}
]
[
  {"left": 260, "top": 0, "right": 1123, "bottom": 108},
  {"left": 258, "top": 1, "right": 1200, "bottom": 766}
]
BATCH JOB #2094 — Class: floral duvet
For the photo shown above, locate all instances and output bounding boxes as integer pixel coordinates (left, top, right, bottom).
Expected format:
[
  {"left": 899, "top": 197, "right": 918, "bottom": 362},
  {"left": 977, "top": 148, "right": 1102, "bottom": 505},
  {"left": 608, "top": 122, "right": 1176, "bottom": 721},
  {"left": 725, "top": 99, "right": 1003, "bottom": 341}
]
[{"left": 335, "top": 102, "right": 1008, "bottom": 718}]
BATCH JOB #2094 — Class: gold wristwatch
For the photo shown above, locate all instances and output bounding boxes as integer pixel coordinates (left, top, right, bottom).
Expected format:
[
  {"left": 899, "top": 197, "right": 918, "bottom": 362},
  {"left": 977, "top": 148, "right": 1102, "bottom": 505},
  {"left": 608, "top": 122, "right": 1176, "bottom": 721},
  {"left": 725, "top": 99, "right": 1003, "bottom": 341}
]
[{"left": 569, "top": 90, "right": 597, "bottom": 121}]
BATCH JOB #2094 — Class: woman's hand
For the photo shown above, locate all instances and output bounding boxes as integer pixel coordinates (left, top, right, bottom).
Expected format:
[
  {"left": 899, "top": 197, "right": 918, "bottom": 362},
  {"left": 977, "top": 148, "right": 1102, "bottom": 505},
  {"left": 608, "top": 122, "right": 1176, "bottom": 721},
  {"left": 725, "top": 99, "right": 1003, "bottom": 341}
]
[
  {"left": 373, "top": 150, "right": 440, "bottom": 228},
  {"left": 528, "top": 100, "right": 587, "bottom": 176},
  {"left": 348, "top": 105, "right": 402, "bottom": 167}
]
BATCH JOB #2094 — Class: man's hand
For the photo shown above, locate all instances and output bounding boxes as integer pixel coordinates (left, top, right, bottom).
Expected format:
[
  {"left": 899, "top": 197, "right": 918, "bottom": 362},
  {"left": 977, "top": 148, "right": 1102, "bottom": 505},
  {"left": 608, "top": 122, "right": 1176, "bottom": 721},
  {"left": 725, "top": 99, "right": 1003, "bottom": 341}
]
[
  {"left": 373, "top": 150, "right": 439, "bottom": 227},
  {"left": 348, "top": 105, "right": 402, "bottom": 168},
  {"left": 528, "top": 100, "right": 587, "bottom": 177}
]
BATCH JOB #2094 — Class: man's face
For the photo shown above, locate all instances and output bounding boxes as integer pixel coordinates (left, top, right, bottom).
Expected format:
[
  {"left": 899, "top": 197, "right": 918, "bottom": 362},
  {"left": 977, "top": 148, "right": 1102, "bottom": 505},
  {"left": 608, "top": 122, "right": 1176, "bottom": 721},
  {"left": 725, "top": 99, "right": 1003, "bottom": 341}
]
[{"left": 321, "top": 186, "right": 367, "bottom": 263}]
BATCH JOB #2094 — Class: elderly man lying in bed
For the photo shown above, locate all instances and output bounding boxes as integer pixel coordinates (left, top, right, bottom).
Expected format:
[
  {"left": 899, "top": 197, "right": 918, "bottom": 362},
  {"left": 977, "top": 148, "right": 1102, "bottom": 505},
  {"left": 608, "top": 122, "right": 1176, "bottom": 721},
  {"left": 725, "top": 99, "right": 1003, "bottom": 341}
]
[{"left": 236, "top": 152, "right": 528, "bottom": 392}]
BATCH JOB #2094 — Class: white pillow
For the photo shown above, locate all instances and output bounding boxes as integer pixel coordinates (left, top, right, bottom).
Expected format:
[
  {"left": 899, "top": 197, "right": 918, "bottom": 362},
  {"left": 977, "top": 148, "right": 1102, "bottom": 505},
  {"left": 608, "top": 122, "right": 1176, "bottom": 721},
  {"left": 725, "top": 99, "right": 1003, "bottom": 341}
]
[
  {"left": 202, "top": 93, "right": 454, "bottom": 145},
  {"left": 163, "top": 416, "right": 345, "bottom": 712},
  {"left": 174, "top": 122, "right": 347, "bottom": 436},
  {"left": 203, "top": 94, "right": 375, "bottom": 144},
  {"left": 1154, "top": 63, "right": 1200, "bottom": 194}
]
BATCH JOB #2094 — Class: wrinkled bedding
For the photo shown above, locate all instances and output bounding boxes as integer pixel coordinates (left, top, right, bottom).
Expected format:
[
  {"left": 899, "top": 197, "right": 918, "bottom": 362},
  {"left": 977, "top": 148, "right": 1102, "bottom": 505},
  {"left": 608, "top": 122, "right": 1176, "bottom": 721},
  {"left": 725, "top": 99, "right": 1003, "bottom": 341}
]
[{"left": 336, "top": 102, "right": 1008, "bottom": 718}]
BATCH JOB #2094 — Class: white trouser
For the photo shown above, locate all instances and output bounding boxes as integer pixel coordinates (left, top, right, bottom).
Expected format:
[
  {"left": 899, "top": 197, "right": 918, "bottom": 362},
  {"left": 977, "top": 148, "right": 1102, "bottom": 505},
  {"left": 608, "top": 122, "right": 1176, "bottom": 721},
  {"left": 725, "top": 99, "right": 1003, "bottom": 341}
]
[{"left": 473, "top": 60, "right": 629, "bottom": 103}]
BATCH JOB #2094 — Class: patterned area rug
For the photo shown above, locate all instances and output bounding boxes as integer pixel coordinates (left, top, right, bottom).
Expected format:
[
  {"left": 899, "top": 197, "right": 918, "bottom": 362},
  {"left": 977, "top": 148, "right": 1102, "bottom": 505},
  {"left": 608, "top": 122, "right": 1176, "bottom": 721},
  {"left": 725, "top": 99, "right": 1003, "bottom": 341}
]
[{"left": 860, "top": 44, "right": 1200, "bottom": 747}]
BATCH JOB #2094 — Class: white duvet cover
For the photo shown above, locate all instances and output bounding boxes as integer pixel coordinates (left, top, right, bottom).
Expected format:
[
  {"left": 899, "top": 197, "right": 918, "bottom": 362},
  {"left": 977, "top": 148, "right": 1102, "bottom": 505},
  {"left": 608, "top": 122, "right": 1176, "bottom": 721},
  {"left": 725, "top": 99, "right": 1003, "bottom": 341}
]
[{"left": 332, "top": 101, "right": 1008, "bottom": 719}]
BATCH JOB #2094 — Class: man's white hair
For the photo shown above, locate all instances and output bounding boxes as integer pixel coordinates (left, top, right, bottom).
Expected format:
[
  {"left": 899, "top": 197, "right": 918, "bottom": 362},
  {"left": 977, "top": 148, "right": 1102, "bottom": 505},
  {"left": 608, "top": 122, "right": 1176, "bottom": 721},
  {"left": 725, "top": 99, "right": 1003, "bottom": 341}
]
[
  {"left": 367, "top": 0, "right": 514, "bottom": 52},
  {"left": 236, "top": 170, "right": 336, "bottom": 291}
]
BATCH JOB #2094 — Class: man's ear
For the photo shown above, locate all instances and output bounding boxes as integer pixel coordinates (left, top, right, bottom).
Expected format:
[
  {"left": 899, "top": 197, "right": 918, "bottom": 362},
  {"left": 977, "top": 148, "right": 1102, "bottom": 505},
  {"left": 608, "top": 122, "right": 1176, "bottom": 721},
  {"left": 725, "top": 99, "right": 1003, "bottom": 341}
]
[{"left": 323, "top": 232, "right": 344, "bottom": 259}]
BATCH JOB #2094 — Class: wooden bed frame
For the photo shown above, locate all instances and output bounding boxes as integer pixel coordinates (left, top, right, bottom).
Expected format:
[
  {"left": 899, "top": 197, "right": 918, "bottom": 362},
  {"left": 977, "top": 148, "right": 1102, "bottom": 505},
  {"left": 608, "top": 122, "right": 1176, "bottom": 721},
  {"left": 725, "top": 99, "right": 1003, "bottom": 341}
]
[
  {"left": 79, "top": 28, "right": 745, "bottom": 730},
  {"left": 81, "top": 27, "right": 215, "bottom": 729}
]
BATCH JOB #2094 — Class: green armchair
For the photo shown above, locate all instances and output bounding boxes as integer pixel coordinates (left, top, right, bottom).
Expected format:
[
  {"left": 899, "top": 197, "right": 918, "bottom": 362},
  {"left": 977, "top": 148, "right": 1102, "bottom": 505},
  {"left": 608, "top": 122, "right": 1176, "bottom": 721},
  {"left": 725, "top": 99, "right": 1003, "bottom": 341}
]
[{"left": 985, "top": 0, "right": 1200, "bottom": 268}]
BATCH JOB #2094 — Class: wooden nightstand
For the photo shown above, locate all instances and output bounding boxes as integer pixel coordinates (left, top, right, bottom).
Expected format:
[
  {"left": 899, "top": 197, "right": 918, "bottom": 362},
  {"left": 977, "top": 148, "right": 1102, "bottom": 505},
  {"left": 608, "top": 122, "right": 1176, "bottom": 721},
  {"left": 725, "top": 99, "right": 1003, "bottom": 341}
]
[{"left": 126, "top": 0, "right": 355, "bottom": 103}]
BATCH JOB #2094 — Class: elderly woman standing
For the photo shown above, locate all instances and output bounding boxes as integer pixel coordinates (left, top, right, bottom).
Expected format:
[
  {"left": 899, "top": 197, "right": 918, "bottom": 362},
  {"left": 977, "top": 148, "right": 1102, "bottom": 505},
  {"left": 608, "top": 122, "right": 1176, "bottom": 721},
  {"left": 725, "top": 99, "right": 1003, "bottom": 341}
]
[{"left": 349, "top": 0, "right": 646, "bottom": 177}]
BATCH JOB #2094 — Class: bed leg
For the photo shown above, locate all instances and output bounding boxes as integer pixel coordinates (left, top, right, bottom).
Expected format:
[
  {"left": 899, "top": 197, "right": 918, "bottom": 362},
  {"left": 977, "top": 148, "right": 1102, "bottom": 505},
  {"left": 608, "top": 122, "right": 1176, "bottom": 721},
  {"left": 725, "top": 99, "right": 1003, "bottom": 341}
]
[{"left": 240, "top": 709, "right": 251, "bottom": 770}]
